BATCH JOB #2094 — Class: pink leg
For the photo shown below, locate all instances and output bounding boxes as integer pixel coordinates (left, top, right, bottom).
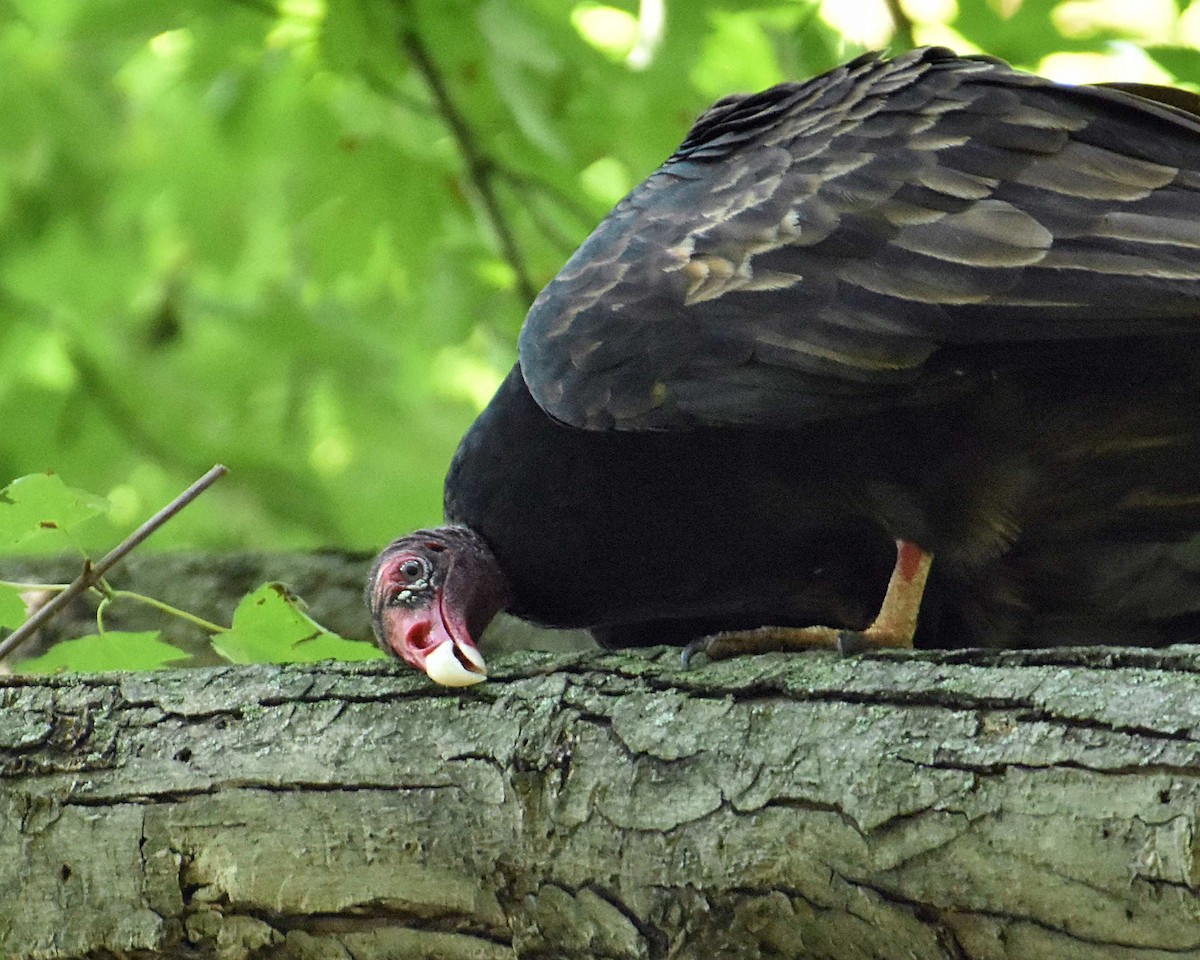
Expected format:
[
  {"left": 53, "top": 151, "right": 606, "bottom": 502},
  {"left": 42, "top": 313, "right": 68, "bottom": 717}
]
[{"left": 685, "top": 540, "right": 933, "bottom": 664}]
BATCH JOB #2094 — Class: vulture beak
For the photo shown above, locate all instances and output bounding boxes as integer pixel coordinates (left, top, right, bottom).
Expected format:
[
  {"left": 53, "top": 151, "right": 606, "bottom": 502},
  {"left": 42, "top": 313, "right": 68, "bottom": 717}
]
[
  {"left": 380, "top": 594, "right": 488, "bottom": 687},
  {"left": 424, "top": 638, "right": 488, "bottom": 686}
]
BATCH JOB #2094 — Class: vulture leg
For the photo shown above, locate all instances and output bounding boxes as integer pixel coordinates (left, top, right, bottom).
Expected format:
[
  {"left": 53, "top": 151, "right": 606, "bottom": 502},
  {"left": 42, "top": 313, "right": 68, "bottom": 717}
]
[{"left": 683, "top": 541, "right": 933, "bottom": 665}]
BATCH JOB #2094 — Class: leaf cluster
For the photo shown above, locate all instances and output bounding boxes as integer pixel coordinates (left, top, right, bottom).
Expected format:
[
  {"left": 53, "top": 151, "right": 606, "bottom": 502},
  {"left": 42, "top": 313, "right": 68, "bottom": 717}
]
[
  {"left": 0, "top": 472, "right": 383, "bottom": 672},
  {"left": 0, "top": 0, "right": 1185, "bottom": 555},
  {"left": 2, "top": 0, "right": 1198, "bottom": 670}
]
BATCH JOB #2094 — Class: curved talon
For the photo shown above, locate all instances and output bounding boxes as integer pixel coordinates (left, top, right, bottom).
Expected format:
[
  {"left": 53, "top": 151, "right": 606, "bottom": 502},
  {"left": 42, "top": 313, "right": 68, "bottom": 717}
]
[{"left": 681, "top": 638, "right": 710, "bottom": 669}]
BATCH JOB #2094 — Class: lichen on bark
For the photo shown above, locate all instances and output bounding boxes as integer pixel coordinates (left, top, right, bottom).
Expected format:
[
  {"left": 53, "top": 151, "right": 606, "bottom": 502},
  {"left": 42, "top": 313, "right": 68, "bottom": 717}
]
[{"left": 3, "top": 644, "right": 1200, "bottom": 959}]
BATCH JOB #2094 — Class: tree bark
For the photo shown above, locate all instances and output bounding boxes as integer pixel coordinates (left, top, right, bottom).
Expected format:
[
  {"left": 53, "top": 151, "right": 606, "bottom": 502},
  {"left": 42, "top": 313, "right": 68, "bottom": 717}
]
[{"left": 3, "top": 644, "right": 1200, "bottom": 959}]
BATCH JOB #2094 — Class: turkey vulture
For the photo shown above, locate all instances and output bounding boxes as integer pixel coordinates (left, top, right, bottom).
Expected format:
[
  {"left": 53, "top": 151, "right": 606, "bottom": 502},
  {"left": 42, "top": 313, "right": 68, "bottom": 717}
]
[{"left": 369, "top": 47, "right": 1200, "bottom": 686}]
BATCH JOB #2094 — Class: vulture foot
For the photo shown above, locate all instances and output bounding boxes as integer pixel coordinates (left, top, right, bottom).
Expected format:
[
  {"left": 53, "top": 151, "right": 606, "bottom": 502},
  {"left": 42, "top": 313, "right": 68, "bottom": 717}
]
[
  {"left": 681, "top": 622, "right": 911, "bottom": 667},
  {"left": 681, "top": 540, "right": 932, "bottom": 667},
  {"left": 682, "top": 624, "right": 845, "bottom": 666}
]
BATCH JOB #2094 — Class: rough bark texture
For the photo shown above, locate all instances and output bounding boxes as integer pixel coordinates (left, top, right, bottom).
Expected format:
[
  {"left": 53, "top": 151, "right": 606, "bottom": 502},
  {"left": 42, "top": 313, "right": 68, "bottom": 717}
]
[{"left": 4, "top": 644, "right": 1200, "bottom": 959}]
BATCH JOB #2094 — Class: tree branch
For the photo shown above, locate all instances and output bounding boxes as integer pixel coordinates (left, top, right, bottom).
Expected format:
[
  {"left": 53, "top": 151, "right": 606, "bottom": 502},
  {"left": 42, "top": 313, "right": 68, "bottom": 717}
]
[
  {"left": 884, "top": 0, "right": 916, "bottom": 51},
  {"left": 5, "top": 646, "right": 1200, "bottom": 957},
  {"left": 492, "top": 164, "right": 604, "bottom": 254},
  {"left": 400, "top": 26, "right": 539, "bottom": 306}
]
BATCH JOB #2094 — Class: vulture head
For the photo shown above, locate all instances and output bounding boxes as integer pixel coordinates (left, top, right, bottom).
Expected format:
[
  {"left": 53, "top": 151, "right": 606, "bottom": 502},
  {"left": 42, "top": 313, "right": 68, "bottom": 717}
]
[{"left": 367, "top": 527, "right": 509, "bottom": 686}]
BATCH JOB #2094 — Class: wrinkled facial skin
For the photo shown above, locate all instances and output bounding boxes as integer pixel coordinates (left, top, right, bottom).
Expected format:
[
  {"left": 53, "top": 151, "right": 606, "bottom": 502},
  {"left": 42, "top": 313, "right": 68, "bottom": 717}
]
[{"left": 366, "top": 528, "right": 509, "bottom": 687}]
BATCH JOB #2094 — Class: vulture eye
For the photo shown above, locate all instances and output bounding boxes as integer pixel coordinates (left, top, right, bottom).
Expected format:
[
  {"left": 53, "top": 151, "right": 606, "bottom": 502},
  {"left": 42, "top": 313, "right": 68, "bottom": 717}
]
[
  {"left": 385, "top": 554, "right": 433, "bottom": 608},
  {"left": 398, "top": 557, "right": 429, "bottom": 581}
]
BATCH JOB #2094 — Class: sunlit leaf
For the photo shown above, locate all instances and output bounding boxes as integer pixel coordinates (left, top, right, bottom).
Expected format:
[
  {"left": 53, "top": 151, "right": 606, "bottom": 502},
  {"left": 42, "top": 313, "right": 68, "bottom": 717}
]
[
  {"left": 0, "top": 473, "right": 109, "bottom": 547},
  {"left": 215, "top": 581, "right": 386, "bottom": 664},
  {"left": 1144, "top": 45, "right": 1200, "bottom": 84},
  {"left": 13, "top": 630, "right": 189, "bottom": 674},
  {"left": 0, "top": 582, "right": 29, "bottom": 630},
  {"left": 571, "top": 3, "right": 639, "bottom": 61}
]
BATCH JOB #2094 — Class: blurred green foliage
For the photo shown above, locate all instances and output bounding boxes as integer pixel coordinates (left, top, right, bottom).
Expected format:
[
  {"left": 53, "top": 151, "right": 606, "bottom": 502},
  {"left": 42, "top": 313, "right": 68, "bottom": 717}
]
[{"left": 2, "top": 0, "right": 1197, "bottom": 553}]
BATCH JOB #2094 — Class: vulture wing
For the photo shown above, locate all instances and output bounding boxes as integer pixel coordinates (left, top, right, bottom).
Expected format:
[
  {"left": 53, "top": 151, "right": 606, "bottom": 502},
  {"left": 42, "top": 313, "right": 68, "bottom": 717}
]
[{"left": 519, "top": 47, "right": 1200, "bottom": 430}]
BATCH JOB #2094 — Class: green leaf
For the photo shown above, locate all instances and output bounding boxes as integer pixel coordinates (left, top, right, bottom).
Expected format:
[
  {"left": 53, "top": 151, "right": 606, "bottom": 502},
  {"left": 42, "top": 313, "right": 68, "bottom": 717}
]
[
  {"left": 0, "top": 582, "right": 28, "bottom": 629},
  {"left": 13, "top": 630, "right": 188, "bottom": 674},
  {"left": 1143, "top": 46, "right": 1200, "bottom": 85},
  {"left": 951, "top": 0, "right": 1119, "bottom": 67},
  {"left": 0, "top": 473, "right": 109, "bottom": 547},
  {"left": 318, "top": 0, "right": 372, "bottom": 72},
  {"left": 215, "top": 582, "right": 386, "bottom": 664}
]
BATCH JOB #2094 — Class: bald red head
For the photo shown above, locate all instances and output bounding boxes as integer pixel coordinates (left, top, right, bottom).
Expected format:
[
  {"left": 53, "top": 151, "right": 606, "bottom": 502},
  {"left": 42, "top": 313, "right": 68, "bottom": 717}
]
[{"left": 367, "top": 526, "right": 510, "bottom": 686}]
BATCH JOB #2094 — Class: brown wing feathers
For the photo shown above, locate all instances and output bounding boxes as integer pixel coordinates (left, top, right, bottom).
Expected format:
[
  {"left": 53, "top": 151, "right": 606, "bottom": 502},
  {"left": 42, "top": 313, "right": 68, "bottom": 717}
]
[{"left": 519, "top": 47, "right": 1200, "bottom": 431}]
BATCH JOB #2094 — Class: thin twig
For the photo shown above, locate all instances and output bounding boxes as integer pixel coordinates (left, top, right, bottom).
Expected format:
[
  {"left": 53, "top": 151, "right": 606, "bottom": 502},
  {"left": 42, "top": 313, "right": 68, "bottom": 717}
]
[
  {"left": 499, "top": 181, "right": 589, "bottom": 256},
  {"left": 883, "top": 0, "right": 916, "bottom": 52},
  {"left": 0, "top": 464, "right": 228, "bottom": 662},
  {"left": 0, "top": 580, "right": 70, "bottom": 592},
  {"left": 493, "top": 163, "right": 601, "bottom": 232},
  {"left": 400, "top": 27, "right": 539, "bottom": 306},
  {"left": 106, "top": 589, "right": 229, "bottom": 635},
  {"left": 491, "top": 165, "right": 605, "bottom": 254}
]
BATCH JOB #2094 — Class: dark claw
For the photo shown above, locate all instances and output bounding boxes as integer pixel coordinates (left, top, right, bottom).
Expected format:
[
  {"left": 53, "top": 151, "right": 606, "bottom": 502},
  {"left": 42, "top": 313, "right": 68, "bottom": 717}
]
[
  {"left": 681, "top": 638, "right": 710, "bottom": 669},
  {"left": 836, "top": 630, "right": 868, "bottom": 656}
]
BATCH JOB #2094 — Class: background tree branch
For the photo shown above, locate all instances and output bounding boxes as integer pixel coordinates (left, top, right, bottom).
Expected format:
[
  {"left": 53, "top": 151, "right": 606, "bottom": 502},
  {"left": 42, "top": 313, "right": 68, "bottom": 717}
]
[
  {"left": 5, "top": 644, "right": 1200, "bottom": 959},
  {"left": 400, "top": 25, "right": 539, "bottom": 306}
]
